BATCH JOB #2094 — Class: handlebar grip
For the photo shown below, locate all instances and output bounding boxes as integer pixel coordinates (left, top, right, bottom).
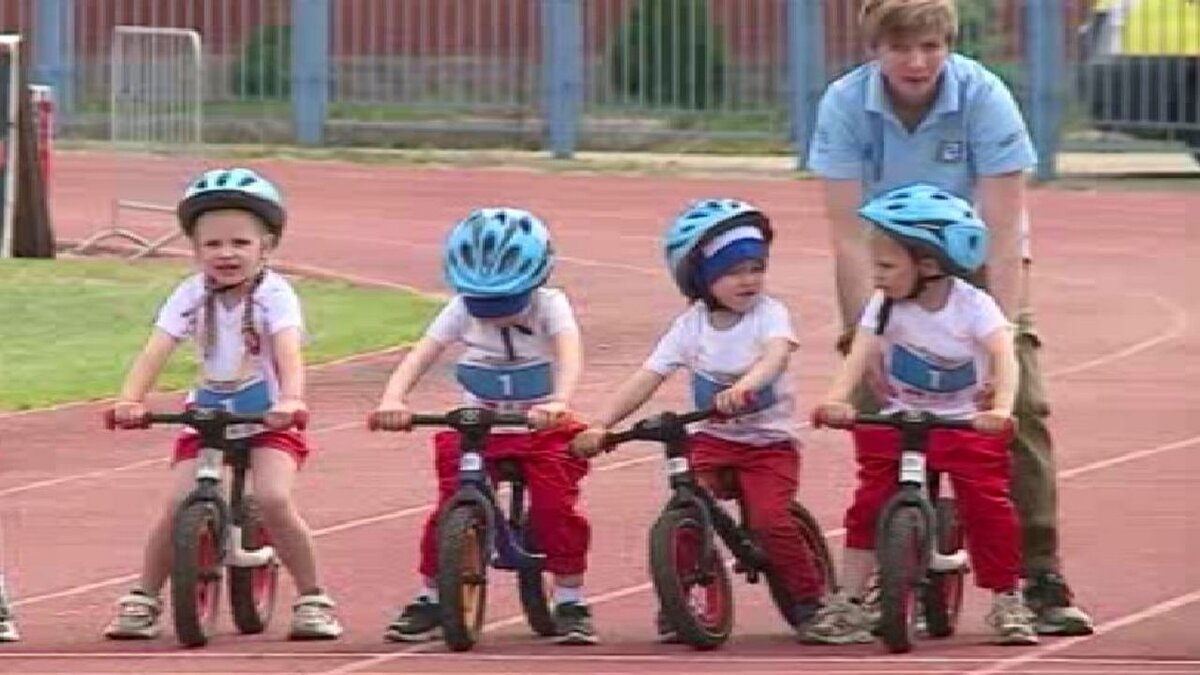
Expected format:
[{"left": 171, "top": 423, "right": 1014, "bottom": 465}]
[{"left": 291, "top": 410, "right": 309, "bottom": 431}]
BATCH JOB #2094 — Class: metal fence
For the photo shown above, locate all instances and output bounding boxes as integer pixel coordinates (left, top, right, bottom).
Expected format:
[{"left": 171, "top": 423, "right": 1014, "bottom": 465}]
[{"left": 2, "top": 0, "right": 1198, "bottom": 173}]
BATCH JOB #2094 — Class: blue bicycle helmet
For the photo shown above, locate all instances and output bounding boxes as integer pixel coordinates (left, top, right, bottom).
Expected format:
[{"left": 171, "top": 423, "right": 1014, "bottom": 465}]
[
  {"left": 663, "top": 198, "right": 772, "bottom": 299},
  {"left": 858, "top": 183, "right": 988, "bottom": 277},
  {"left": 443, "top": 207, "right": 554, "bottom": 298},
  {"left": 178, "top": 168, "right": 285, "bottom": 238}
]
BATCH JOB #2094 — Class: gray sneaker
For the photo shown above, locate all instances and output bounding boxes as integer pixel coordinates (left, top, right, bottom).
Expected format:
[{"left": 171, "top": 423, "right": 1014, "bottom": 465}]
[
  {"left": 103, "top": 590, "right": 162, "bottom": 640},
  {"left": 1023, "top": 571, "right": 1094, "bottom": 636},
  {"left": 987, "top": 591, "right": 1039, "bottom": 645}
]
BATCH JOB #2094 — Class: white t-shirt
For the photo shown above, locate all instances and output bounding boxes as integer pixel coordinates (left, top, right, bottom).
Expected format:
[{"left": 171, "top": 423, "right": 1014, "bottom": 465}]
[
  {"left": 643, "top": 295, "right": 799, "bottom": 445},
  {"left": 156, "top": 270, "right": 304, "bottom": 403},
  {"left": 425, "top": 287, "right": 578, "bottom": 412},
  {"left": 860, "top": 279, "right": 1008, "bottom": 418}
]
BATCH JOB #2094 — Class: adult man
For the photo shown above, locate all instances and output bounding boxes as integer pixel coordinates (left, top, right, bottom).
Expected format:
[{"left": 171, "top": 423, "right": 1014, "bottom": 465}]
[{"left": 807, "top": 0, "right": 1093, "bottom": 636}]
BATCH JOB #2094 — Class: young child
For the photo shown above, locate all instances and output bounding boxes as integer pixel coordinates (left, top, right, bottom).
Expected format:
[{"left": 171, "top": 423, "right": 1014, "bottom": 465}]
[
  {"left": 571, "top": 198, "right": 825, "bottom": 639},
  {"left": 371, "top": 207, "right": 597, "bottom": 646},
  {"left": 104, "top": 167, "right": 342, "bottom": 641},
  {"left": 802, "top": 182, "right": 1037, "bottom": 646}
]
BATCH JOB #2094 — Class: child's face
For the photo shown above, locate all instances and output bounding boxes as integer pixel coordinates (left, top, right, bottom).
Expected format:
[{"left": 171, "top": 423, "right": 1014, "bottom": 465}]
[
  {"left": 874, "top": 29, "right": 950, "bottom": 109},
  {"left": 708, "top": 258, "right": 766, "bottom": 313},
  {"left": 870, "top": 232, "right": 919, "bottom": 299},
  {"left": 191, "top": 210, "right": 274, "bottom": 287}
]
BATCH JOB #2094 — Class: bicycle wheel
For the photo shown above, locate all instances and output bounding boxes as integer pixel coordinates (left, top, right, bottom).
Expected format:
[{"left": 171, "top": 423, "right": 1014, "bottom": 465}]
[
  {"left": 765, "top": 502, "right": 838, "bottom": 627},
  {"left": 171, "top": 502, "right": 223, "bottom": 647},
  {"left": 649, "top": 506, "right": 733, "bottom": 650},
  {"left": 876, "top": 503, "right": 929, "bottom": 654},
  {"left": 515, "top": 515, "right": 556, "bottom": 637},
  {"left": 921, "top": 498, "right": 965, "bottom": 638},
  {"left": 436, "top": 505, "right": 489, "bottom": 652},
  {"left": 229, "top": 496, "right": 279, "bottom": 634}
]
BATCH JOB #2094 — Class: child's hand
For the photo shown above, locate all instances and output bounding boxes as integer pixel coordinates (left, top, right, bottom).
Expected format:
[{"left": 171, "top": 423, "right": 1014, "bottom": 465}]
[
  {"left": 266, "top": 398, "right": 307, "bottom": 430},
  {"left": 569, "top": 427, "right": 609, "bottom": 459},
  {"left": 111, "top": 400, "right": 147, "bottom": 428},
  {"left": 973, "top": 409, "right": 1013, "bottom": 435},
  {"left": 528, "top": 400, "right": 571, "bottom": 430},
  {"left": 812, "top": 401, "right": 856, "bottom": 428},
  {"left": 372, "top": 402, "right": 414, "bottom": 432},
  {"left": 713, "top": 386, "right": 753, "bottom": 415}
]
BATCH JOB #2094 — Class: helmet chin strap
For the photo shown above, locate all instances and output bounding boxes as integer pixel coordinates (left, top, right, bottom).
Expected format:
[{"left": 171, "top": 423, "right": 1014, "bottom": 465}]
[{"left": 874, "top": 272, "right": 949, "bottom": 336}]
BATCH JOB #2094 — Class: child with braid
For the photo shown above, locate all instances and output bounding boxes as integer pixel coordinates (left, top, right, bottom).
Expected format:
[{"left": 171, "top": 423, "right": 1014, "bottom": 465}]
[{"left": 103, "top": 168, "right": 342, "bottom": 641}]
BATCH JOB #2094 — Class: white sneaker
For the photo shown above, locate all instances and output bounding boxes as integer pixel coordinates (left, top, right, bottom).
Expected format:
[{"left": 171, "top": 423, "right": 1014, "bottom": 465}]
[
  {"left": 289, "top": 593, "right": 343, "bottom": 640},
  {"left": 987, "top": 591, "right": 1039, "bottom": 646},
  {"left": 103, "top": 591, "right": 162, "bottom": 640},
  {"left": 0, "top": 603, "right": 18, "bottom": 643},
  {"left": 799, "top": 592, "right": 875, "bottom": 645}
]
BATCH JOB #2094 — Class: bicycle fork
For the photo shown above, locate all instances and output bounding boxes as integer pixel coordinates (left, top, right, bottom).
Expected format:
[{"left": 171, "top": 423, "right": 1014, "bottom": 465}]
[
  {"left": 898, "top": 451, "right": 968, "bottom": 574},
  {"left": 196, "top": 446, "right": 277, "bottom": 569}
]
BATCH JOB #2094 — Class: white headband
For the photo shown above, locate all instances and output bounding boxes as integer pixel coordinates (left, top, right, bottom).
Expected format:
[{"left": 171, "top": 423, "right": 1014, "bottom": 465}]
[{"left": 701, "top": 225, "right": 764, "bottom": 257}]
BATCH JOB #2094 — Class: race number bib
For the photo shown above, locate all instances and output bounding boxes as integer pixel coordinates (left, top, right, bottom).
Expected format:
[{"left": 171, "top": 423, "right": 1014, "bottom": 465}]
[
  {"left": 456, "top": 361, "right": 553, "bottom": 402},
  {"left": 889, "top": 345, "right": 977, "bottom": 394},
  {"left": 193, "top": 379, "right": 271, "bottom": 439},
  {"left": 691, "top": 373, "right": 777, "bottom": 413}
]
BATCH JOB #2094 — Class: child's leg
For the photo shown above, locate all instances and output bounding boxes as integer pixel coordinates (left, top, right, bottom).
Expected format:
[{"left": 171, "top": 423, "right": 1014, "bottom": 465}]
[
  {"left": 250, "top": 445, "right": 342, "bottom": 640},
  {"left": 104, "top": 458, "right": 198, "bottom": 639},
  {"left": 934, "top": 430, "right": 1036, "bottom": 645},
  {"left": 520, "top": 426, "right": 595, "bottom": 645}
]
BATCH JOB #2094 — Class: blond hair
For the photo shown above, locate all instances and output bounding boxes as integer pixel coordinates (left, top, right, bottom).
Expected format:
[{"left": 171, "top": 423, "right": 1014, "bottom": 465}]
[{"left": 859, "top": 0, "right": 958, "bottom": 46}]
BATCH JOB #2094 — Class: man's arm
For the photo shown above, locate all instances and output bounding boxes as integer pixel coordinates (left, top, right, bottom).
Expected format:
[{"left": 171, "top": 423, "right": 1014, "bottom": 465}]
[
  {"left": 823, "top": 179, "right": 873, "bottom": 330},
  {"left": 977, "top": 171, "right": 1026, "bottom": 320}
]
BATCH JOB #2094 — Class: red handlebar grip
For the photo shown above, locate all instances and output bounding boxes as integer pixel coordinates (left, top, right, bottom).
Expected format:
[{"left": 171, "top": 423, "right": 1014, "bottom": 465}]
[
  {"left": 103, "top": 408, "right": 117, "bottom": 430},
  {"left": 292, "top": 410, "right": 310, "bottom": 431},
  {"left": 366, "top": 412, "right": 381, "bottom": 432}
]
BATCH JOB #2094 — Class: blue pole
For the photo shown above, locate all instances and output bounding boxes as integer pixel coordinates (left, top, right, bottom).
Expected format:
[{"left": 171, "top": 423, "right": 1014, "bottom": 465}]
[
  {"left": 1025, "top": 0, "right": 1064, "bottom": 181},
  {"left": 542, "top": 0, "right": 582, "bottom": 159},
  {"left": 291, "top": 0, "right": 330, "bottom": 146},
  {"left": 33, "top": 0, "right": 69, "bottom": 125},
  {"left": 787, "top": 0, "right": 825, "bottom": 171}
]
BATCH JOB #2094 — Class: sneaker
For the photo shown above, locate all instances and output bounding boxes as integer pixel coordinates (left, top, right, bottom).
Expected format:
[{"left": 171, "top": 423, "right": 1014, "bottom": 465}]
[
  {"left": 799, "top": 592, "right": 875, "bottom": 645},
  {"left": 0, "top": 603, "right": 18, "bottom": 643},
  {"left": 790, "top": 598, "right": 823, "bottom": 630},
  {"left": 288, "top": 593, "right": 343, "bottom": 640},
  {"left": 384, "top": 598, "right": 441, "bottom": 643},
  {"left": 103, "top": 590, "right": 162, "bottom": 640},
  {"left": 654, "top": 610, "right": 679, "bottom": 644},
  {"left": 553, "top": 601, "right": 598, "bottom": 645},
  {"left": 1024, "top": 571, "right": 1095, "bottom": 636},
  {"left": 987, "top": 591, "right": 1039, "bottom": 646}
]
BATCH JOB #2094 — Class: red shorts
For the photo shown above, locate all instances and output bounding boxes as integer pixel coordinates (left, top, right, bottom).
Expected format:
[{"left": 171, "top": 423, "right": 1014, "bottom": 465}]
[{"left": 172, "top": 430, "right": 311, "bottom": 468}]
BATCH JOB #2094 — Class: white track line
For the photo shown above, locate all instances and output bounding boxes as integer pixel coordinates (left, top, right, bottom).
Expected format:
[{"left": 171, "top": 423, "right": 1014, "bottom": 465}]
[{"left": 966, "top": 589, "right": 1200, "bottom": 675}]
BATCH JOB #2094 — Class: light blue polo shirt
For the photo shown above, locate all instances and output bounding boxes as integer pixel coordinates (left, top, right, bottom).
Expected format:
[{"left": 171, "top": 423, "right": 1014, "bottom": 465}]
[{"left": 807, "top": 54, "right": 1036, "bottom": 203}]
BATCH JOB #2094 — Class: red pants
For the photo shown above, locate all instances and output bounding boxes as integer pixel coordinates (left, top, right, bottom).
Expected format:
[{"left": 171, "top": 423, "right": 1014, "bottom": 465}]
[
  {"left": 844, "top": 426, "right": 1020, "bottom": 591},
  {"left": 418, "top": 423, "right": 590, "bottom": 577},
  {"left": 689, "top": 433, "right": 824, "bottom": 601},
  {"left": 173, "top": 430, "right": 309, "bottom": 467}
]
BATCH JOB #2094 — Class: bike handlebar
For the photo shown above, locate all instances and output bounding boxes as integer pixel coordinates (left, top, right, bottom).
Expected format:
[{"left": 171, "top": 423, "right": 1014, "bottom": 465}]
[
  {"left": 104, "top": 408, "right": 309, "bottom": 431},
  {"left": 367, "top": 407, "right": 531, "bottom": 432},
  {"left": 851, "top": 411, "right": 977, "bottom": 431},
  {"left": 603, "top": 408, "right": 718, "bottom": 448}
]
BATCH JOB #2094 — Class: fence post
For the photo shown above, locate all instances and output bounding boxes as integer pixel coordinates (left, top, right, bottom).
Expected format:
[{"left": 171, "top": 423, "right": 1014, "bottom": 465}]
[
  {"left": 33, "top": 0, "right": 69, "bottom": 126},
  {"left": 542, "top": 0, "right": 583, "bottom": 159},
  {"left": 291, "top": 0, "right": 330, "bottom": 146},
  {"left": 788, "top": 0, "right": 826, "bottom": 170},
  {"left": 1025, "top": 0, "right": 1065, "bottom": 181}
]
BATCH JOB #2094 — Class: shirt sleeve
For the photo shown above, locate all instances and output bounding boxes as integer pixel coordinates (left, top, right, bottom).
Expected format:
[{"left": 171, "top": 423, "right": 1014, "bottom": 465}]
[
  {"left": 807, "top": 86, "right": 865, "bottom": 180},
  {"left": 967, "top": 78, "right": 1037, "bottom": 175},
  {"left": 154, "top": 277, "right": 201, "bottom": 339},
  {"left": 971, "top": 289, "right": 1010, "bottom": 340},
  {"left": 759, "top": 298, "right": 799, "bottom": 346},
  {"left": 858, "top": 291, "right": 888, "bottom": 333},
  {"left": 643, "top": 314, "right": 692, "bottom": 376},
  {"left": 424, "top": 297, "right": 469, "bottom": 344},
  {"left": 539, "top": 289, "right": 580, "bottom": 336},
  {"left": 259, "top": 278, "right": 305, "bottom": 335}
]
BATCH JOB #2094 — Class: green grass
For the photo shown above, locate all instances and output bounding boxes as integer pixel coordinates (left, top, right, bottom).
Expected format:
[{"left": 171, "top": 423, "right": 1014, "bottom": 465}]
[{"left": 0, "top": 258, "right": 441, "bottom": 411}]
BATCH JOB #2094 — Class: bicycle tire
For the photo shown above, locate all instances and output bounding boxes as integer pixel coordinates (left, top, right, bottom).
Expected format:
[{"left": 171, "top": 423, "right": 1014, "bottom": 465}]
[
  {"left": 876, "top": 503, "right": 929, "bottom": 654},
  {"left": 921, "top": 498, "right": 965, "bottom": 638},
  {"left": 515, "top": 514, "right": 556, "bottom": 637},
  {"left": 436, "top": 505, "right": 489, "bottom": 652},
  {"left": 171, "top": 502, "right": 223, "bottom": 647},
  {"left": 228, "top": 496, "right": 279, "bottom": 635},
  {"left": 649, "top": 506, "right": 733, "bottom": 650}
]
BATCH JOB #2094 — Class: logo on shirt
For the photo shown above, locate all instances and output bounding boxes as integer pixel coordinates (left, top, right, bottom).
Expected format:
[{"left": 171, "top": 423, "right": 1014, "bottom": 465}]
[{"left": 936, "top": 139, "right": 966, "bottom": 164}]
